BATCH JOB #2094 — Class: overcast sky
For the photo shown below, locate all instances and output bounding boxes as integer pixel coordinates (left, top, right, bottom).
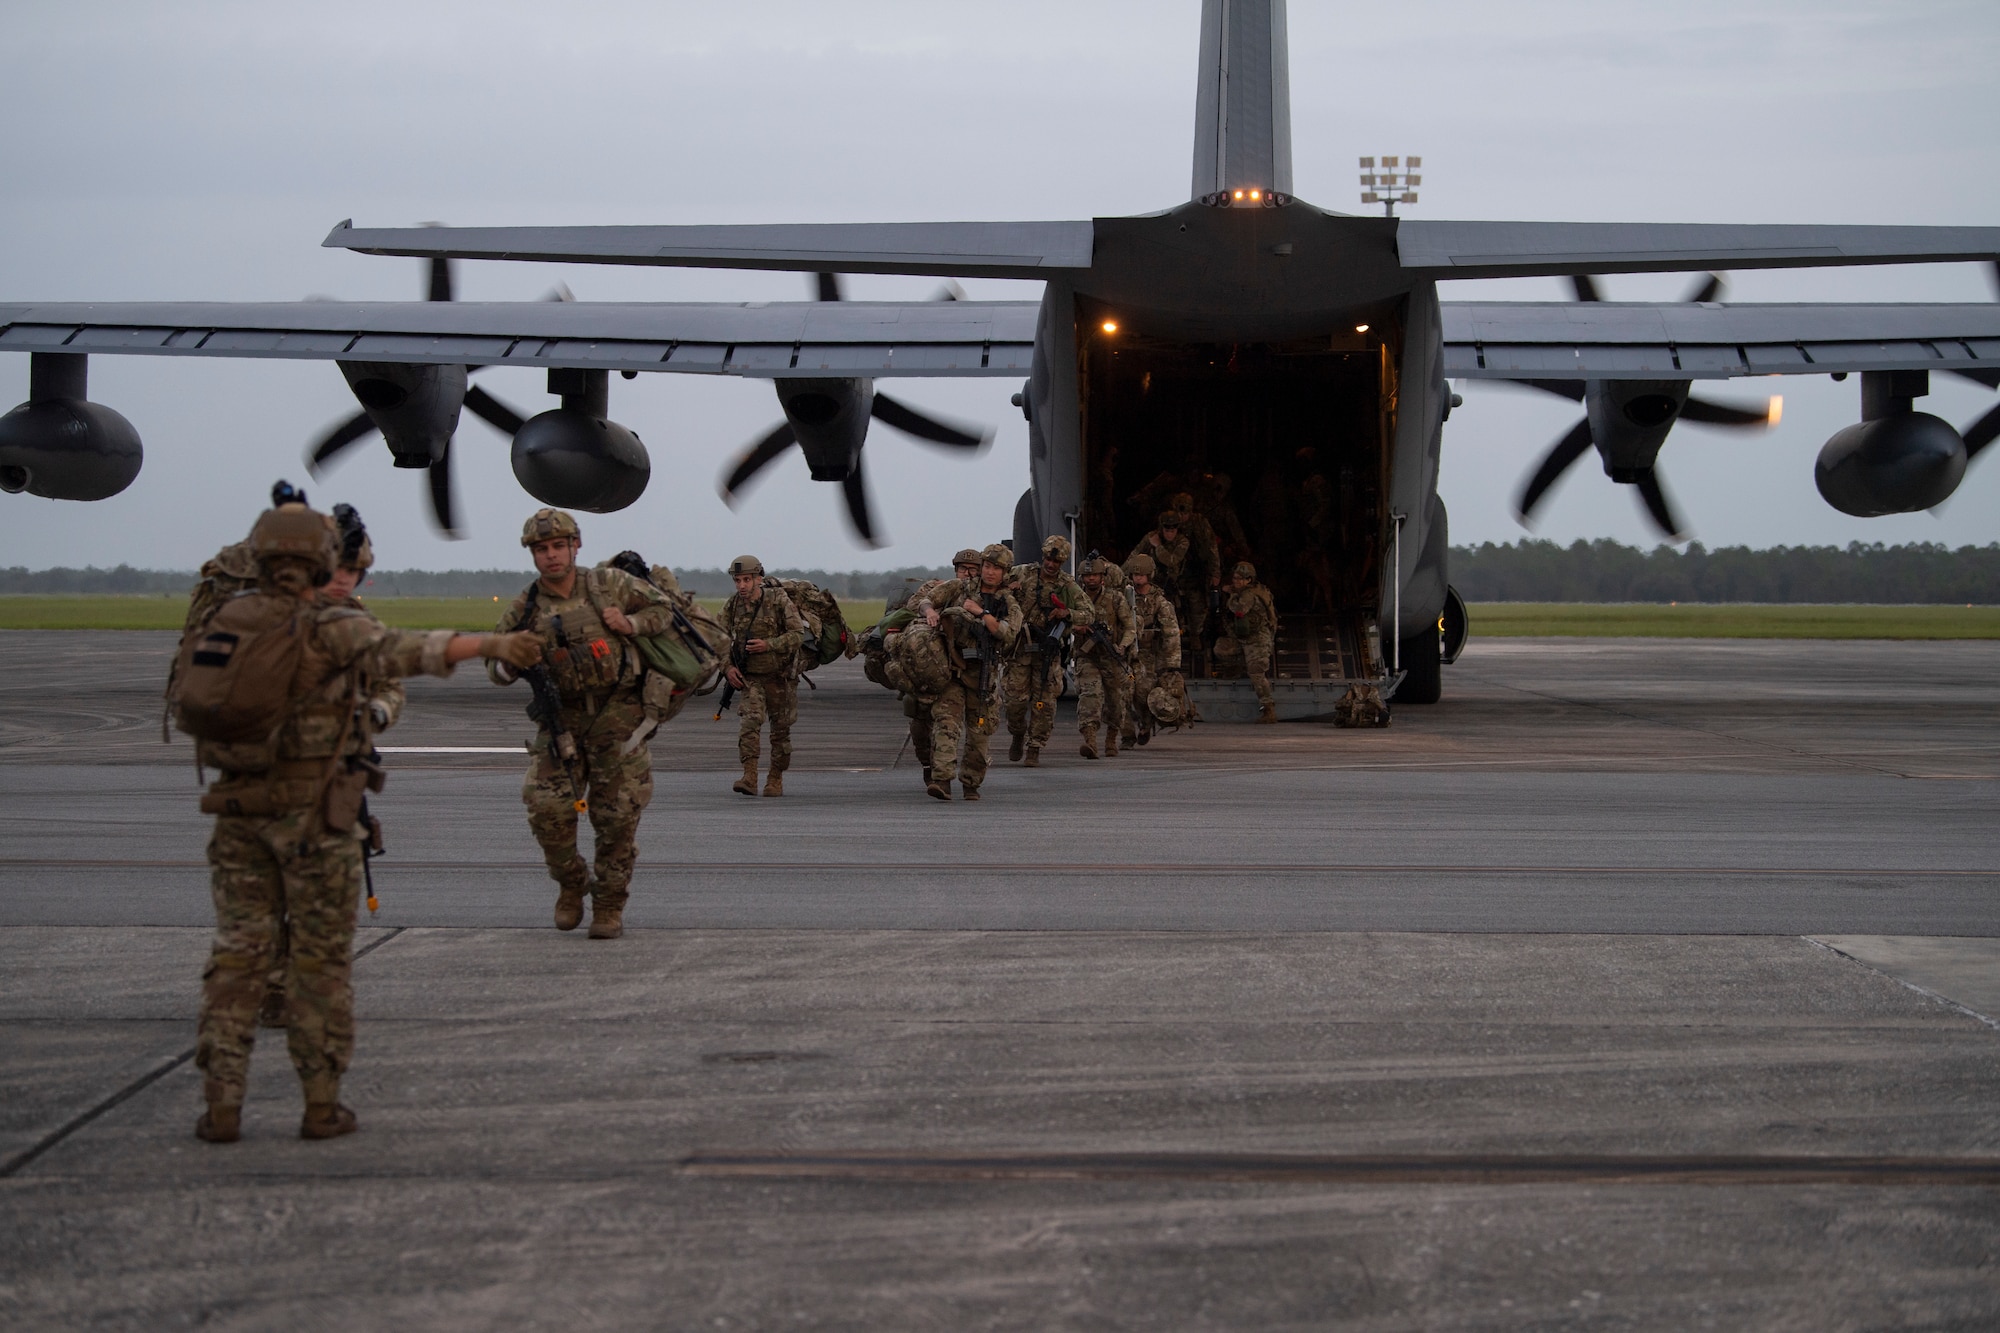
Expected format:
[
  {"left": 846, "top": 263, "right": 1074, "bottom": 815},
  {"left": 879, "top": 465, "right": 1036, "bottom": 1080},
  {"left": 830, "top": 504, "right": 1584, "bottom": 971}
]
[{"left": 1, "top": 0, "right": 1997, "bottom": 573}]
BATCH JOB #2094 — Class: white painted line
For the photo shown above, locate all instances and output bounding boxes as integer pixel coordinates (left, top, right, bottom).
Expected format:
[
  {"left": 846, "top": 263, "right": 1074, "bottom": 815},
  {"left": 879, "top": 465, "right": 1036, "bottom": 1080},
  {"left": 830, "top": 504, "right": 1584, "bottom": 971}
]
[{"left": 378, "top": 746, "right": 523, "bottom": 754}]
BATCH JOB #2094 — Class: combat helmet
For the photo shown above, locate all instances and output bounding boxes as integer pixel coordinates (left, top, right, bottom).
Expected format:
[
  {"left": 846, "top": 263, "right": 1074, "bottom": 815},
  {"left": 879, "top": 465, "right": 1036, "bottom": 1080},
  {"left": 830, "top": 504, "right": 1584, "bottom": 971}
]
[
  {"left": 1040, "top": 534, "right": 1071, "bottom": 564},
  {"left": 521, "top": 508, "right": 581, "bottom": 547},
  {"left": 1078, "top": 554, "right": 1110, "bottom": 579},
  {"left": 979, "top": 542, "right": 1013, "bottom": 571},
  {"left": 1147, "top": 679, "right": 1186, "bottom": 725},
  {"left": 1232, "top": 561, "right": 1257, "bottom": 582},
  {"left": 951, "top": 547, "right": 983, "bottom": 570},
  {"left": 727, "top": 554, "right": 766, "bottom": 577},
  {"left": 249, "top": 502, "right": 337, "bottom": 581},
  {"left": 1123, "top": 552, "right": 1157, "bottom": 579},
  {"left": 1158, "top": 510, "right": 1187, "bottom": 530},
  {"left": 331, "top": 503, "right": 373, "bottom": 571}
]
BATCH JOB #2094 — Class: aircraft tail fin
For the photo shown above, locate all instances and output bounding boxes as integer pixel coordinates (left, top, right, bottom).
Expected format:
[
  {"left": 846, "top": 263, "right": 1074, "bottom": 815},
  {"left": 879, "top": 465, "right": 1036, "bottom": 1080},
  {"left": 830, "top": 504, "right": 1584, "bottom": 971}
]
[{"left": 1190, "top": 0, "right": 1294, "bottom": 201}]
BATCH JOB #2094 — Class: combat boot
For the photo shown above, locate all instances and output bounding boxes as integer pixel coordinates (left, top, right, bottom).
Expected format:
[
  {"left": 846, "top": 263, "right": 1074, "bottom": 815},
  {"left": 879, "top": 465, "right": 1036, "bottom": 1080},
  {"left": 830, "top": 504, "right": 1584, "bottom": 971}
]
[
  {"left": 553, "top": 877, "right": 588, "bottom": 932},
  {"left": 926, "top": 780, "right": 951, "bottom": 801},
  {"left": 195, "top": 1103, "right": 241, "bottom": 1143},
  {"left": 588, "top": 904, "right": 624, "bottom": 939},
  {"left": 732, "top": 762, "right": 759, "bottom": 796},
  {"left": 1023, "top": 746, "right": 1041, "bottom": 767},
  {"left": 1079, "top": 726, "right": 1099, "bottom": 760},
  {"left": 762, "top": 771, "right": 784, "bottom": 797},
  {"left": 960, "top": 783, "right": 981, "bottom": 801},
  {"left": 300, "top": 1102, "right": 358, "bottom": 1140},
  {"left": 1105, "top": 731, "right": 1119, "bottom": 758},
  {"left": 1258, "top": 702, "right": 1278, "bottom": 724},
  {"left": 1008, "top": 732, "right": 1025, "bottom": 762}
]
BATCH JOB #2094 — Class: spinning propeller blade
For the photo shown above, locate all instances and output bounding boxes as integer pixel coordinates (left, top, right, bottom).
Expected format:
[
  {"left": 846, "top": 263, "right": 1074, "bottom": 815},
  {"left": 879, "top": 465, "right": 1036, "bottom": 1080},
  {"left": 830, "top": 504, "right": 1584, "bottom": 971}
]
[
  {"left": 1516, "top": 418, "right": 1595, "bottom": 522},
  {"left": 464, "top": 384, "right": 526, "bottom": 436},
  {"left": 721, "top": 421, "right": 798, "bottom": 502},
  {"left": 306, "top": 411, "right": 376, "bottom": 475},
  {"left": 870, "top": 392, "right": 987, "bottom": 448},
  {"left": 1632, "top": 469, "right": 1685, "bottom": 539},
  {"left": 1678, "top": 396, "right": 1772, "bottom": 428},
  {"left": 427, "top": 440, "right": 460, "bottom": 538},
  {"left": 841, "top": 460, "right": 881, "bottom": 547}
]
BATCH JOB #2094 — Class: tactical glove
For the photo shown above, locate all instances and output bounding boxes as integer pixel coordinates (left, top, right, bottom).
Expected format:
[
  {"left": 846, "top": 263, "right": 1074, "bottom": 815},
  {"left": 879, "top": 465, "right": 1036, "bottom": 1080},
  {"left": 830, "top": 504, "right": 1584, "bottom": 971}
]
[{"left": 480, "top": 631, "right": 543, "bottom": 668}]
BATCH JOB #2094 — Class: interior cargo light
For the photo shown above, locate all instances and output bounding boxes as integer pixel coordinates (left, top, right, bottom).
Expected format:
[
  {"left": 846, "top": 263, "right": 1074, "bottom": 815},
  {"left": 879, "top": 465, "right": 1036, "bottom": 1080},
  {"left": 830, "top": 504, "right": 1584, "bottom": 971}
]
[
  {"left": 1355, "top": 324, "right": 1370, "bottom": 333},
  {"left": 1101, "top": 320, "right": 1119, "bottom": 334},
  {"left": 1249, "top": 189, "right": 1262, "bottom": 201},
  {"left": 1232, "top": 189, "right": 1244, "bottom": 200},
  {"left": 1768, "top": 395, "right": 1783, "bottom": 425}
]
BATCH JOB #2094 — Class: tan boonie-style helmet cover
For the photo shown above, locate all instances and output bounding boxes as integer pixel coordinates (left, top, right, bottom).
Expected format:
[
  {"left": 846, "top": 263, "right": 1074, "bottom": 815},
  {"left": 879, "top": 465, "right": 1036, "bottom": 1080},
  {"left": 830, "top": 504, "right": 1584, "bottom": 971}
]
[
  {"left": 1148, "top": 680, "right": 1186, "bottom": 724},
  {"left": 250, "top": 504, "right": 337, "bottom": 577},
  {"left": 521, "top": 508, "right": 581, "bottom": 547},
  {"left": 1123, "top": 553, "right": 1157, "bottom": 578},
  {"left": 1158, "top": 510, "right": 1187, "bottom": 529},
  {"left": 1232, "top": 561, "right": 1258, "bottom": 582},
  {"left": 951, "top": 547, "right": 983, "bottom": 569},
  {"left": 1040, "top": 534, "right": 1071, "bottom": 563},
  {"left": 980, "top": 542, "right": 1013, "bottom": 571},
  {"left": 727, "top": 554, "right": 766, "bottom": 577}
]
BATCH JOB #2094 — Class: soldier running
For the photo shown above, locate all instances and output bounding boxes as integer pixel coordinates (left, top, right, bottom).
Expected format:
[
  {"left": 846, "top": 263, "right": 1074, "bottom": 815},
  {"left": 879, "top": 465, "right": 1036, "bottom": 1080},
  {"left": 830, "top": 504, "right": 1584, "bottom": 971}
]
[
  {"left": 1003, "top": 534, "right": 1095, "bottom": 767},
  {"left": 920, "top": 543, "right": 1023, "bottom": 800},
  {"left": 182, "top": 496, "right": 538, "bottom": 1143},
  {"left": 492, "top": 509, "right": 677, "bottom": 939},
  {"left": 720, "top": 554, "right": 805, "bottom": 798},
  {"left": 1074, "top": 554, "right": 1135, "bottom": 759},
  {"left": 1212, "top": 559, "right": 1279, "bottom": 723}
]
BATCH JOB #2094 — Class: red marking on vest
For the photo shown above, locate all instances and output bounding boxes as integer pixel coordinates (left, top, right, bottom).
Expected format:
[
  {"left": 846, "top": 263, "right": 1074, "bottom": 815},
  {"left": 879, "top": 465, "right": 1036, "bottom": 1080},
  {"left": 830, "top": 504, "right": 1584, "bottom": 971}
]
[{"left": 591, "top": 639, "right": 612, "bottom": 659}]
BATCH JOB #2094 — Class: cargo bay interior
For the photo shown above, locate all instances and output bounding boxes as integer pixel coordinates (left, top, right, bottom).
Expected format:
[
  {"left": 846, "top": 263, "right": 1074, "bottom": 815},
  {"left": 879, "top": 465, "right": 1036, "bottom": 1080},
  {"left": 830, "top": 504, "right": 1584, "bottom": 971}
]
[{"left": 1076, "top": 317, "right": 1400, "bottom": 685}]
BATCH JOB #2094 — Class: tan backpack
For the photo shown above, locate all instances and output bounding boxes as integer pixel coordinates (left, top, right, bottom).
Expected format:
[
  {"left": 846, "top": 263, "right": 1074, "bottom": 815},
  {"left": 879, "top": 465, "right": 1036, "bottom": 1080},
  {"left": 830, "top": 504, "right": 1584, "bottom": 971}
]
[{"left": 170, "top": 591, "right": 309, "bottom": 745}]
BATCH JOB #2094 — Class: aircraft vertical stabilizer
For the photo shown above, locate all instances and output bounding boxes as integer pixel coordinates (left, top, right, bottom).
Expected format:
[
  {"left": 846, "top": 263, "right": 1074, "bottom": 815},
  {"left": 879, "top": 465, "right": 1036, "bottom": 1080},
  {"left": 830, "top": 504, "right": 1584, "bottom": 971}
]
[{"left": 1189, "top": 0, "right": 1294, "bottom": 200}]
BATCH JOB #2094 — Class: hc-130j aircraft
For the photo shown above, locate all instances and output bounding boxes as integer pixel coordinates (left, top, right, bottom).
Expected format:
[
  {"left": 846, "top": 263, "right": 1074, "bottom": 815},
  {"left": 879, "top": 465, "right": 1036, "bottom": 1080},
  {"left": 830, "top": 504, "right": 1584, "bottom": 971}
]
[{"left": 2, "top": 0, "right": 1997, "bottom": 709}]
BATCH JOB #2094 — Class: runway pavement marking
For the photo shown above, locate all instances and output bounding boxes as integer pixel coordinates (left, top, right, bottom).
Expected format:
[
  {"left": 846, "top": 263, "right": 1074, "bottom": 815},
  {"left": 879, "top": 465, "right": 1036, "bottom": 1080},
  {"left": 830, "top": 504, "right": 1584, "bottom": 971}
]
[
  {"left": 0, "top": 928, "right": 406, "bottom": 1178},
  {"left": 681, "top": 1150, "right": 2000, "bottom": 1186},
  {"left": 4, "top": 859, "right": 1993, "bottom": 877}
]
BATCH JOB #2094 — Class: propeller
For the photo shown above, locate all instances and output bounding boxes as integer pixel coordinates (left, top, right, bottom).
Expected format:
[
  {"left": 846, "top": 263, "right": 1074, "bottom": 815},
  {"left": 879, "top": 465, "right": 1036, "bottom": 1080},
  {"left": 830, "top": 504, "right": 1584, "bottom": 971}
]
[
  {"left": 1512, "top": 272, "right": 1774, "bottom": 539},
  {"left": 719, "top": 272, "right": 991, "bottom": 545},
  {"left": 303, "top": 253, "right": 534, "bottom": 538},
  {"left": 1947, "top": 263, "right": 2000, "bottom": 466}
]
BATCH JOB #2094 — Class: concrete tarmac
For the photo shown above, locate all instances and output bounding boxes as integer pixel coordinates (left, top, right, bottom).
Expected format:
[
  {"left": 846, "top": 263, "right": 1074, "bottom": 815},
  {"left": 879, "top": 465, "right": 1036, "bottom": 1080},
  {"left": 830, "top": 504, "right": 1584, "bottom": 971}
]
[{"left": 1, "top": 631, "right": 1997, "bottom": 1328}]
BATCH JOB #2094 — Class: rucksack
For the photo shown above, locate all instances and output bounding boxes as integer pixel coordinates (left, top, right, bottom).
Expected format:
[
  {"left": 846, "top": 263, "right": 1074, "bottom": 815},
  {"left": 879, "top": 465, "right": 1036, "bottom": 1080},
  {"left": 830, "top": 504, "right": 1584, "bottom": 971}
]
[
  {"left": 170, "top": 591, "right": 310, "bottom": 744},
  {"left": 776, "top": 578, "right": 850, "bottom": 670},
  {"left": 566, "top": 562, "right": 726, "bottom": 693}
]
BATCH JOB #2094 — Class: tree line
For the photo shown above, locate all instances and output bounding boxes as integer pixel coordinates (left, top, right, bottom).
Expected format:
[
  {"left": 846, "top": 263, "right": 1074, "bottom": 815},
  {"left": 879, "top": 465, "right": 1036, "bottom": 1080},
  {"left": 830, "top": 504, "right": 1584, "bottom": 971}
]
[{"left": 1450, "top": 540, "right": 2000, "bottom": 604}]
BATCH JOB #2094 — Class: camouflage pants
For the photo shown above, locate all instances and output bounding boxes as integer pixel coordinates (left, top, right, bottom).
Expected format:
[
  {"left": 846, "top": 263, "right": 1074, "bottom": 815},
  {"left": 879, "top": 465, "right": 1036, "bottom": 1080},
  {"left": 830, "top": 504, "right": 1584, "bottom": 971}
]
[
  {"left": 1176, "top": 588, "right": 1209, "bottom": 659},
  {"left": 1075, "top": 655, "right": 1129, "bottom": 737},
  {"left": 903, "top": 693, "right": 935, "bottom": 774},
  {"left": 735, "top": 672, "right": 797, "bottom": 771},
  {"left": 1003, "top": 652, "right": 1061, "bottom": 751},
  {"left": 1211, "top": 632, "right": 1275, "bottom": 707},
  {"left": 524, "top": 693, "right": 654, "bottom": 909},
  {"left": 929, "top": 678, "right": 998, "bottom": 789},
  {"left": 198, "top": 810, "right": 362, "bottom": 1106},
  {"left": 1129, "top": 652, "right": 1171, "bottom": 737}
]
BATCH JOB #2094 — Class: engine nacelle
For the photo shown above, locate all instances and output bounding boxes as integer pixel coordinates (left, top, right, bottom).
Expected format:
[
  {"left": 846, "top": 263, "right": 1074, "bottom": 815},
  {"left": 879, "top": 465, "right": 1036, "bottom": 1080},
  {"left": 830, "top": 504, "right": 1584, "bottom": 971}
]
[
  {"left": 0, "top": 354, "right": 143, "bottom": 500},
  {"left": 510, "top": 369, "right": 648, "bottom": 512},
  {"left": 776, "top": 377, "right": 872, "bottom": 481},
  {"left": 1584, "top": 379, "right": 1690, "bottom": 480},
  {"left": 337, "top": 361, "right": 466, "bottom": 468},
  {"left": 1815, "top": 369, "right": 1966, "bottom": 516},
  {"left": 1816, "top": 414, "right": 1965, "bottom": 516}
]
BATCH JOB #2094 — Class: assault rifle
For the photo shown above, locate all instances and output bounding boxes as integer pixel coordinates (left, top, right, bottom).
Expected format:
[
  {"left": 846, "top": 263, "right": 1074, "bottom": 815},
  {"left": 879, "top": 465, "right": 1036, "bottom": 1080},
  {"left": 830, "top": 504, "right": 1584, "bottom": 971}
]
[
  {"left": 1035, "top": 589, "right": 1072, "bottom": 690},
  {"left": 712, "top": 632, "right": 750, "bottom": 720},
  {"left": 1086, "top": 621, "right": 1130, "bottom": 684},
  {"left": 970, "top": 591, "right": 1006, "bottom": 697},
  {"left": 521, "top": 663, "right": 587, "bottom": 813}
]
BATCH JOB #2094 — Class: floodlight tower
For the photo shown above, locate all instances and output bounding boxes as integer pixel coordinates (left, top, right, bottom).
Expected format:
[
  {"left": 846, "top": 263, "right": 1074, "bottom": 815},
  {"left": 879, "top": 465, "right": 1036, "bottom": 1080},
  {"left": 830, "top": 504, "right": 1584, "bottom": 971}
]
[{"left": 1358, "top": 155, "right": 1421, "bottom": 217}]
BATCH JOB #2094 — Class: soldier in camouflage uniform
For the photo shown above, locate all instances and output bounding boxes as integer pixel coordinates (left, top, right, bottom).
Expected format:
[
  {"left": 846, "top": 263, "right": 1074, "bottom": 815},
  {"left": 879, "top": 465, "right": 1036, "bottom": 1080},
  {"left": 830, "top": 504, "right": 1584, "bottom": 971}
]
[
  {"left": 1129, "top": 511, "right": 1213, "bottom": 672},
  {"left": 1002, "top": 534, "right": 1095, "bottom": 767},
  {"left": 920, "top": 544, "right": 1022, "bottom": 800},
  {"left": 1212, "top": 560, "right": 1279, "bottom": 723},
  {"left": 720, "top": 554, "right": 805, "bottom": 798},
  {"left": 1123, "top": 552, "right": 1182, "bottom": 747},
  {"left": 257, "top": 504, "right": 407, "bottom": 1029},
  {"left": 884, "top": 549, "right": 981, "bottom": 785},
  {"left": 191, "top": 500, "right": 539, "bottom": 1144},
  {"left": 493, "top": 509, "right": 677, "bottom": 939},
  {"left": 1074, "top": 555, "right": 1135, "bottom": 759}
]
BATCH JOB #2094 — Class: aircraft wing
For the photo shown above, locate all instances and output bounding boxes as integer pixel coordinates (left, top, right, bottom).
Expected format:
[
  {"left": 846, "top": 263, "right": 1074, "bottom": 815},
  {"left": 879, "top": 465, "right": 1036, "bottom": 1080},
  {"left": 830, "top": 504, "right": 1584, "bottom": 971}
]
[
  {"left": 326, "top": 220, "right": 1096, "bottom": 279},
  {"left": 0, "top": 299, "right": 1040, "bottom": 377},
  {"left": 1441, "top": 301, "right": 2000, "bottom": 380},
  {"left": 1401, "top": 221, "right": 2000, "bottom": 280}
]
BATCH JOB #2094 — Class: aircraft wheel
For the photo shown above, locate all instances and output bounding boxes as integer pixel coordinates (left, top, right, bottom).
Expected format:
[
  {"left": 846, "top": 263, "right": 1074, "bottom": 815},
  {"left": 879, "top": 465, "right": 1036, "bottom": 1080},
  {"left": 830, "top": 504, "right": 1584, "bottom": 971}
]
[{"left": 1398, "top": 622, "right": 1442, "bottom": 705}]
